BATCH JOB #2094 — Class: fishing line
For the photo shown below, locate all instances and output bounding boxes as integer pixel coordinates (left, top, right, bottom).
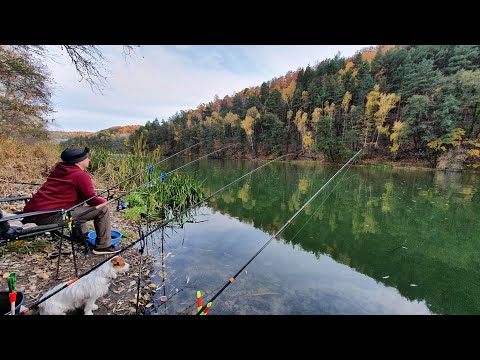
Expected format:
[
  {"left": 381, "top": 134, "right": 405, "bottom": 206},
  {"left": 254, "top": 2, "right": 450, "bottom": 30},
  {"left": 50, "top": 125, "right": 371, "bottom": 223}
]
[
  {"left": 74, "top": 140, "right": 207, "bottom": 209},
  {"left": 287, "top": 157, "right": 357, "bottom": 243},
  {"left": 74, "top": 143, "right": 238, "bottom": 219},
  {"left": 1, "top": 143, "right": 235, "bottom": 224},
  {"left": 0, "top": 141, "right": 207, "bottom": 224},
  {"left": 196, "top": 149, "right": 363, "bottom": 315},
  {"left": 206, "top": 160, "right": 357, "bottom": 314},
  {"left": 18, "top": 153, "right": 292, "bottom": 314}
]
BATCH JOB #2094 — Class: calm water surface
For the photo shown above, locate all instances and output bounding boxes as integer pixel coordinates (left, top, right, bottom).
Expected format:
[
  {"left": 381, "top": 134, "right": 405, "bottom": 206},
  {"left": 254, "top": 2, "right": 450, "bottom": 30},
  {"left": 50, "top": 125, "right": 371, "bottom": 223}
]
[{"left": 142, "top": 158, "right": 480, "bottom": 315}]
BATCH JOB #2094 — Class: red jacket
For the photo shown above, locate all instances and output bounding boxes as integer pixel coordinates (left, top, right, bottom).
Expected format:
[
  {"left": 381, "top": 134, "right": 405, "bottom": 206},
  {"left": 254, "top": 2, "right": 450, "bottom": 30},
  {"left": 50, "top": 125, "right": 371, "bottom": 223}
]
[{"left": 23, "top": 163, "right": 105, "bottom": 216}]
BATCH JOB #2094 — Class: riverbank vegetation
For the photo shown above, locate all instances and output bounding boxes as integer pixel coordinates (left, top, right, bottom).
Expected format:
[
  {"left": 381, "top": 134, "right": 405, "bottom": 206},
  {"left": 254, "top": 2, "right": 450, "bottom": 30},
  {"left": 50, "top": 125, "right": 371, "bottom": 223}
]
[
  {"left": 3, "top": 45, "right": 480, "bottom": 172},
  {"left": 63, "top": 45, "right": 480, "bottom": 170}
]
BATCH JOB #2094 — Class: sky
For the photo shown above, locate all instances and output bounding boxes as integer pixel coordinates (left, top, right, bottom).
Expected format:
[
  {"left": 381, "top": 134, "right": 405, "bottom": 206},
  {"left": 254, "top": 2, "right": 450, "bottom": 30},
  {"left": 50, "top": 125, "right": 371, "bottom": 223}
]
[{"left": 45, "top": 45, "right": 372, "bottom": 132}]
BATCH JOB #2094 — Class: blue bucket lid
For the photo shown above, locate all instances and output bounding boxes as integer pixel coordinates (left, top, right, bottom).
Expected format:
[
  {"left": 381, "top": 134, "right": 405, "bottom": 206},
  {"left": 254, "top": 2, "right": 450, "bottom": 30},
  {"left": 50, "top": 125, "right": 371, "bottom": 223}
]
[{"left": 87, "top": 230, "right": 122, "bottom": 245}]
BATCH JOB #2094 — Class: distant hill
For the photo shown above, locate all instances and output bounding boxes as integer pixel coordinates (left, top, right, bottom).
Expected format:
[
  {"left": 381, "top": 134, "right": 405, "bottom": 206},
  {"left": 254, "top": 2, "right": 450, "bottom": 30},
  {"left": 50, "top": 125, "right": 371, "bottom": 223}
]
[
  {"left": 98, "top": 125, "right": 142, "bottom": 138},
  {"left": 49, "top": 131, "right": 94, "bottom": 144},
  {"left": 49, "top": 125, "right": 142, "bottom": 144}
]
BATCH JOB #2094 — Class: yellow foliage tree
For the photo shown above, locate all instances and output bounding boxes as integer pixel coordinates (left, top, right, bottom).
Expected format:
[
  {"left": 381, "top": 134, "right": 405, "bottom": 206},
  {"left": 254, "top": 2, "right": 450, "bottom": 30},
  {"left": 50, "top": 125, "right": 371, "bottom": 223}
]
[
  {"left": 364, "top": 84, "right": 400, "bottom": 147},
  {"left": 246, "top": 106, "right": 260, "bottom": 120},
  {"left": 365, "top": 85, "right": 380, "bottom": 117},
  {"left": 301, "top": 91, "right": 310, "bottom": 110},
  {"left": 294, "top": 109, "right": 303, "bottom": 129},
  {"left": 375, "top": 93, "right": 400, "bottom": 132},
  {"left": 282, "top": 79, "right": 296, "bottom": 104},
  {"left": 342, "top": 91, "right": 352, "bottom": 113},
  {"left": 224, "top": 112, "right": 239, "bottom": 126},
  {"left": 323, "top": 101, "right": 335, "bottom": 117},
  {"left": 241, "top": 116, "right": 255, "bottom": 151},
  {"left": 311, "top": 107, "right": 322, "bottom": 125},
  {"left": 389, "top": 121, "right": 407, "bottom": 153},
  {"left": 287, "top": 109, "right": 293, "bottom": 124},
  {"left": 427, "top": 128, "right": 465, "bottom": 151},
  {"left": 303, "top": 131, "right": 314, "bottom": 150}
]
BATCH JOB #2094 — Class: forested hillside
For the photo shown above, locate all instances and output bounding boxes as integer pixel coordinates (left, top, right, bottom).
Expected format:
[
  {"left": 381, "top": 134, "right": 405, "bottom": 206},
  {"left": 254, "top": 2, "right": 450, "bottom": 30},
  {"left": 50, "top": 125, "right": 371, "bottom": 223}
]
[
  {"left": 60, "top": 125, "right": 141, "bottom": 151},
  {"left": 124, "top": 45, "right": 480, "bottom": 169}
]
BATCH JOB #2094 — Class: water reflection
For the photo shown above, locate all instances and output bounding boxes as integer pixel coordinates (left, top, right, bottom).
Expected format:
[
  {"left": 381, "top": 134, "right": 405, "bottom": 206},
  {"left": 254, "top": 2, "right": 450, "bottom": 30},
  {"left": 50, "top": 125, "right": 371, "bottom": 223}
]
[{"left": 147, "top": 158, "right": 480, "bottom": 314}]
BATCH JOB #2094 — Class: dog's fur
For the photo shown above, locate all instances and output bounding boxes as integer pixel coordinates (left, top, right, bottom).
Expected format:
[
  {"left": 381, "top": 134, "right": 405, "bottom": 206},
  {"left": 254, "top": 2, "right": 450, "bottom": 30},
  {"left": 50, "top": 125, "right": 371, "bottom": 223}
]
[{"left": 38, "top": 256, "right": 129, "bottom": 315}]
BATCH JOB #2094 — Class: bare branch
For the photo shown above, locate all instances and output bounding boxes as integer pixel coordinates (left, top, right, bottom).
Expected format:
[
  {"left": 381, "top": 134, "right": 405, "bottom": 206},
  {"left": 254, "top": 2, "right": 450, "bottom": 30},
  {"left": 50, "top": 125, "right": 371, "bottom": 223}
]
[
  {"left": 10, "top": 45, "right": 139, "bottom": 94},
  {"left": 0, "top": 45, "right": 139, "bottom": 139}
]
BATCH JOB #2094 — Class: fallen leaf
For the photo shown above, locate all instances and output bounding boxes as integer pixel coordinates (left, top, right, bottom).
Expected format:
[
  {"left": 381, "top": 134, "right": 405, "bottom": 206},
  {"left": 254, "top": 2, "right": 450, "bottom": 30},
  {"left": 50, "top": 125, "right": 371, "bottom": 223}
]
[
  {"left": 37, "top": 272, "right": 50, "bottom": 280},
  {"left": 149, "top": 283, "right": 157, "bottom": 289},
  {"left": 145, "top": 303, "right": 153, "bottom": 308}
]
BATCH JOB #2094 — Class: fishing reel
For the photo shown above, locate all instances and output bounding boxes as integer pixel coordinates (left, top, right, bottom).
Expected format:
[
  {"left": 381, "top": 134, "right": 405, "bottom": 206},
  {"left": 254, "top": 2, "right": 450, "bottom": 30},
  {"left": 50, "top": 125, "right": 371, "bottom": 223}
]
[{"left": 116, "top": 200, "right": 129, "bottom": 211}]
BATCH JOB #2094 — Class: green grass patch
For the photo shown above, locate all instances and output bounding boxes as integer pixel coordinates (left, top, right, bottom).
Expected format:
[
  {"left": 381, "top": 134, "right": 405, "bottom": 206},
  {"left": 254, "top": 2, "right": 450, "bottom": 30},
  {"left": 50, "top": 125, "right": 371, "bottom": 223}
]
[{"left": 0, "top": 239, "right": 50, "bottom": 255}]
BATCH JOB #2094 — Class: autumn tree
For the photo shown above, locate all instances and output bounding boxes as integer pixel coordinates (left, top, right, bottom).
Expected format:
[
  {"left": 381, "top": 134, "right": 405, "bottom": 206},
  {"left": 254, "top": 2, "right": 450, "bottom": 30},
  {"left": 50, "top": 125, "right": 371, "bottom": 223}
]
[
  {"left": 1, "top": 45, "right": 137, "bottom": 140},
  {"left": 0, "top": 45, "right": 52, "bottom": 140},
  {"left": 11, "top": 45, "right": 137, "bottom": 93},
  {"left": 241, "top": 107, "right": 260, "bottom": 153}
]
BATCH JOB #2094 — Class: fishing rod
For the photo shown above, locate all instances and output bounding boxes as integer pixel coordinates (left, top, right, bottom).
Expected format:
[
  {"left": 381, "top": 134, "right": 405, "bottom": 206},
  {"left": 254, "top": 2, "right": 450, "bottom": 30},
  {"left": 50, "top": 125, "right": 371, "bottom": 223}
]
[
  {"left": 0, "top": 140, "right": 208, "bottom": 224},
  {"left": 0, "top": 179, "right": 42, "bottom": 186},
  {"left": 67, "top": 140, "right": 207, "bottom": 211},
  {"left": 0, "top": 141, "right": 204, "bottom": 201},
  {"left": 74, "top": 142, "right": 238, "bottom": 219},
  {"left": 19, "top": 153, "right": 292, "bottom": 314},
  {"left": 196, "top": 148, "right": 363, "bottom": 315}
]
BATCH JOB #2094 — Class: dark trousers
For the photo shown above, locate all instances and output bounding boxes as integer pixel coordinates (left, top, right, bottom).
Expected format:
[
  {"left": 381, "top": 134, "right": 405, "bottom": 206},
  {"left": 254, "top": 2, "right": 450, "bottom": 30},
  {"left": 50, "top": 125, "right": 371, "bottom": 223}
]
[{"left": 32, "top": 206, "right": 112, "bottom": 249}]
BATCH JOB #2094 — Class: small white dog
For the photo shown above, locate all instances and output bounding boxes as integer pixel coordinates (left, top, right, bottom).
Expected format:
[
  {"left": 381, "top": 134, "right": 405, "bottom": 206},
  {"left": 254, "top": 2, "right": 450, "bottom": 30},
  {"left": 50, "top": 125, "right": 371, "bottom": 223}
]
[{"left": 39, "top": 256, "right": 130, "bottom": 315}]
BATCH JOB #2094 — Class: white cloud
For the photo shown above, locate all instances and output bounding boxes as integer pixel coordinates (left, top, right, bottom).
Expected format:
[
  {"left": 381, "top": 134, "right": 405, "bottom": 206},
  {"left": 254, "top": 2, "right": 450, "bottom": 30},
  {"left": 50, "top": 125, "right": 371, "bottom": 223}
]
[{"left": 47, "top": 45, "right": 372, "bottom": 132}]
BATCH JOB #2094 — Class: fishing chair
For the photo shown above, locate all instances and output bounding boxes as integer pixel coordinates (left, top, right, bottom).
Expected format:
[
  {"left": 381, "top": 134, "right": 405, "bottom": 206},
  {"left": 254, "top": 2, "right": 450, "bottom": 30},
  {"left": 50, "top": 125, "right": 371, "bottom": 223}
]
[{"left": 0, "top": 196, "right": 92, "bottom": 278}]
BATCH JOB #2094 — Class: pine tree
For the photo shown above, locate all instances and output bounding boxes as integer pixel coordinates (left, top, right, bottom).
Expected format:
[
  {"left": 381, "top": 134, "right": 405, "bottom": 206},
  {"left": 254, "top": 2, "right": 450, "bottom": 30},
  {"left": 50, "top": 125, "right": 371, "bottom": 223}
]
[
  {"left": 265, "top": 89, "right": 286, "bottom": 122},
  {"left": 260, "top": 82, "right": 269, "bottom": 105},
  {"left": 445, "top": 45, "right": 479, "bottom": 74}
]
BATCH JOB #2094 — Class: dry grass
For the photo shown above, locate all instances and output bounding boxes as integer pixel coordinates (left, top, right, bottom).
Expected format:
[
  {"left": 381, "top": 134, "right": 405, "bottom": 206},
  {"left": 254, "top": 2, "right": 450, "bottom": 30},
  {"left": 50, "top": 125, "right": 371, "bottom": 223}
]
[{"left": 0, "top": 139, "right": 60, "bottom": 198}]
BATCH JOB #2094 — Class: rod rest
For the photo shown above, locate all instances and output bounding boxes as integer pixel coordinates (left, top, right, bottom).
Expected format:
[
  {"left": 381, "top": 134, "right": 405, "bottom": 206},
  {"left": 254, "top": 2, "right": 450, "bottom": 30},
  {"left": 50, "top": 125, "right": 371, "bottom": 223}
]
[
  {"left": 0, "top": 221, "right": 90, "bottom": 255},
  {"left": 0, "top": 223, "right": 65, "bottom": 244}
]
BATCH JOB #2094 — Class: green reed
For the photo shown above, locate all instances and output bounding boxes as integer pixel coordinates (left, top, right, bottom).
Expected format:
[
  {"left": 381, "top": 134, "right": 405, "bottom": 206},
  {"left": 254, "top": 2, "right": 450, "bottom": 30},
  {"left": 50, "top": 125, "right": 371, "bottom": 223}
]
[
  {"left": 124, "top": 173, "right": 205, "bottom": 222},
  {"left": 89, "top": 147, "right": 162, "bottom": 190},
  {"left": 87, "top": 138, "right": 204, "bottom": 223}
]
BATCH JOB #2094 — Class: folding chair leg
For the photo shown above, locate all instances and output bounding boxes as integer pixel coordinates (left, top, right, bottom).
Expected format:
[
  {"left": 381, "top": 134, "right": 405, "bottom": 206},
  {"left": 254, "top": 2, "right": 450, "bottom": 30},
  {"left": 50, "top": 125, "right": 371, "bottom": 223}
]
[
  {"left": 55, "top": 231, "right": 65, "bottom": 280},
  {"left": 70, "top": 238, "right": 78, "bottom": 277}
]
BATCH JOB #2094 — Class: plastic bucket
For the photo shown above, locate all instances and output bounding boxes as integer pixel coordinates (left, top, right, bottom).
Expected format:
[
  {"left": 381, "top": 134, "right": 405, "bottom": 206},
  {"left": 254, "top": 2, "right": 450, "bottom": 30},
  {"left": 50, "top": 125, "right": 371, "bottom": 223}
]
[
  {"left": 87, "top": 230, "right": 122, "bottom": 246},
  {"left": 1, "top": 291, "right": 24, "bottom": 315}
]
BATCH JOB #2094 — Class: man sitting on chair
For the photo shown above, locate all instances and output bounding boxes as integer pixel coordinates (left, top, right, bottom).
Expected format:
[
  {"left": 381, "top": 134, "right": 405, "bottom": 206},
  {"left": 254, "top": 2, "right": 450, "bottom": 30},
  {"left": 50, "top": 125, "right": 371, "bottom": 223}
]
[{"left": 23, "top": 147, "right": 121, "bottom": 255}]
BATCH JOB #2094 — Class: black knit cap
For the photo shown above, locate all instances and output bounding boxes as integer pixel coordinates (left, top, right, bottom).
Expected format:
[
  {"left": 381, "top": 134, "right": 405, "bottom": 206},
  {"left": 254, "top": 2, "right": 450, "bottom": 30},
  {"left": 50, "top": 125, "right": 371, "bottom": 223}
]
[{"left": 60, "top": 147, "right": 90, "bottom": 163}]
